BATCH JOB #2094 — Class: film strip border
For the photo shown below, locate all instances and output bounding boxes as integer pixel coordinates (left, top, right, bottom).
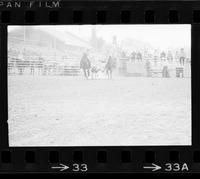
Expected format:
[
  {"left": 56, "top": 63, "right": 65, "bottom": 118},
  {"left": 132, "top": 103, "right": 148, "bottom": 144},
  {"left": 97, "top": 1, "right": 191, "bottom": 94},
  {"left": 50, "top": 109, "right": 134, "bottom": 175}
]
[
  {"left": 0, "top": 1, "right": 200, "bottom": 24},
  {"left": 1, "top": 0, "right": 200, "bottom": 173},
  {"left": 0, "top": 147, "right": 200, "bottom": 172}
]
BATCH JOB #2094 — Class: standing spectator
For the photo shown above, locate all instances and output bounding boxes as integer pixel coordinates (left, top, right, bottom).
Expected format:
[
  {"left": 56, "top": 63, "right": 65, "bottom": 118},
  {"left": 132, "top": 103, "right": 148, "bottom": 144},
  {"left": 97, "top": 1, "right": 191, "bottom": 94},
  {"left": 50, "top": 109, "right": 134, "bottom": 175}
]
[
  {"left": 175, "top": 51, "right": 179, "bottom": 62},
  {"left": 136, "top": 52, "right": 142, "bottom": 62},
  {"left": 130, "top": 51, "right": 136, "bottom": 62},
  {"left": 143, "top": 50, "right": 149, "bottom": 61},
  {"left": 179, "top": 48, "right": 186, "bottom": 65},
  {"left": 153, "top": 49, "right": 159, "bottom": 66},
  {"left": 160, "top": 51, "right": 166, "bottom": 61},
  {"left": 30, "top": 60, "right": 35, "bottom": 75},
  {"left": 167, "top": 50, "right": 173, "bottom": 61},
  {"left": 145, "top": 59, "right": 151, "bottom": 77},
  {"left": 38, "top": 56, "right": 44, "bottom": 75}
]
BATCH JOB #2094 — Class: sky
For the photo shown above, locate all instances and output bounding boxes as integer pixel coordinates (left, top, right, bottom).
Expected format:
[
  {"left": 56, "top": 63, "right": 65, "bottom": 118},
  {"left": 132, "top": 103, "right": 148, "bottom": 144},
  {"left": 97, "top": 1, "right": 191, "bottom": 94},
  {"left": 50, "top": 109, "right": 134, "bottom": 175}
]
[{"left": 8, "top": 24, "right": 191, "bottom": 49}]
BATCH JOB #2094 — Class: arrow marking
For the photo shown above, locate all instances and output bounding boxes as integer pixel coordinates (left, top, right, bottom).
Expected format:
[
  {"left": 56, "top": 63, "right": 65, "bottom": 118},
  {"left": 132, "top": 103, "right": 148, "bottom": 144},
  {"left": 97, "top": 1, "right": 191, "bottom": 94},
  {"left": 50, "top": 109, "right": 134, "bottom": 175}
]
[
  {"left": 143, "top": 163, "right": 161, "bottom": 171},
  {"left": 51, "top": 163, "right": 69, "bottom": 171}
]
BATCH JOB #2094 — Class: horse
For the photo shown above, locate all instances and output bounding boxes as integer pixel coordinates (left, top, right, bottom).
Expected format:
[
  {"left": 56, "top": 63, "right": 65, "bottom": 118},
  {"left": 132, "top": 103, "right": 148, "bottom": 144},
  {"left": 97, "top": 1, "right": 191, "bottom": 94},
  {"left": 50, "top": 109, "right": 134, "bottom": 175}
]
[{"left": 105, "top": 56, "right": 116, "bottom": 79}]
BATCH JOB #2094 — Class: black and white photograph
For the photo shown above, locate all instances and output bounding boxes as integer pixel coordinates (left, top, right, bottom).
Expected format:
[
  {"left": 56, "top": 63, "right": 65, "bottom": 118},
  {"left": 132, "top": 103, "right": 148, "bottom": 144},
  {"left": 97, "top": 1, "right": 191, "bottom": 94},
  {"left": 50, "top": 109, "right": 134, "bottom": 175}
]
[{"left": 8, "top": 25, "right": 191, "bottom": 146}]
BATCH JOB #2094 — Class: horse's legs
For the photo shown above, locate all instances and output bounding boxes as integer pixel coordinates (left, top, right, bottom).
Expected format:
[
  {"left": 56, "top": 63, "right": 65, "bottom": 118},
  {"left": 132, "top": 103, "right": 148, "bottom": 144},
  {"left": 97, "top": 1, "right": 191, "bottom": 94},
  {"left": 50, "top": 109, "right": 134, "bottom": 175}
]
[
  {"left": 110, "top": 70, "right": 112, "bottom": 79},
  {"left": 106, "top": 69, "right": 109, "bottom": 78},
  {"left": 83, "top": 69, "right": 87, "bottom": 78},
  {"left": 87, "top": 69, "right": 90, "bottom": 77}
]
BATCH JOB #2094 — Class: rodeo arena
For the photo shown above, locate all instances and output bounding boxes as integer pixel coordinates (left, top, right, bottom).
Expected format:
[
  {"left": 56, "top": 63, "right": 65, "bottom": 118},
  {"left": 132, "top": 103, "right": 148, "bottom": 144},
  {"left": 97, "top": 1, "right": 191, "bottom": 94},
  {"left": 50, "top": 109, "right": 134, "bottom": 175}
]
[
  {"left": 8, "top": 26, "right": 191, "bottom": 146},
  {"left": 8, "top": 27, "right": 191, "bottom": 79}
]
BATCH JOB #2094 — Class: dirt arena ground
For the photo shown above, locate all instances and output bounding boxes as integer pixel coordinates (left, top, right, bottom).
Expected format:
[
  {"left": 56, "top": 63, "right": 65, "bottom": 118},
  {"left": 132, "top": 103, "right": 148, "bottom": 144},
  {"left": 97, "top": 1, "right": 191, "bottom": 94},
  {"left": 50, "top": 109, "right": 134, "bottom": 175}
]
[{"left": 8, "top": 75, "right": 191, "bottom": 146}]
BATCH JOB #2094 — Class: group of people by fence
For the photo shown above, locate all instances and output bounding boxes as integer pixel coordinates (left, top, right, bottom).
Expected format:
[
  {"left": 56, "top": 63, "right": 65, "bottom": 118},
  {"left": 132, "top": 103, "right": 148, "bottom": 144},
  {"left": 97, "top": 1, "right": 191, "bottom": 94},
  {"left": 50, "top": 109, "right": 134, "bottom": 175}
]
[{"left": 122, "top": 48, "right": 190, "bottom": 66}]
